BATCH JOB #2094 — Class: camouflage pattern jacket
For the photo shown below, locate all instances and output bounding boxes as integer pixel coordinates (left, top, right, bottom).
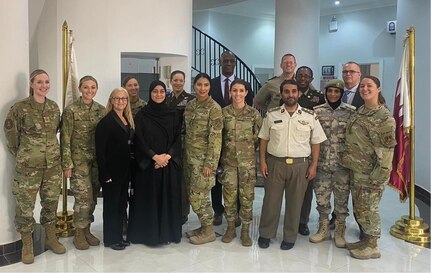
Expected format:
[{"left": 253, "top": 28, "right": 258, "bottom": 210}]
[
  {"left": 341, "top": 105, "right": 396, "bottom": 185},
  {"left": 221, "top": 105, "right": 262, "bottom": 168},
  {"left": 60, "top": 98, "right": 105, "bottom": 169},
  {"left": 130, "top": 98, "right": 147, "bottom": 117},
  {"left": 184, "top": 97, "right": 223, "bottom": 170},
  {"left": 4, "top": 96, "right": 61, "bottom": 168},
  {"left": 314, "top": 102, "right": 355, "bottom": 172}
]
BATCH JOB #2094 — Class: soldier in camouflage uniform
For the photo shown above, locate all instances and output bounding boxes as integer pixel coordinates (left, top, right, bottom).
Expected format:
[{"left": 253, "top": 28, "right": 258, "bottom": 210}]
[
  {"left": 60, "top": 76, "right": 105, "bottom": 250},
  {"left": 220, "top": 79, "right": 262, "bottom": 247},
  {"left": 309, "top": 79, "right": 355, "bottom": 248},
  {"left": 253, "top": 53, "right": 296, "bottom": 111},
  {"left": 341, "top": 76, "right": 396, "bottom": 259},
  {"left": 183, "top": 73, "right": 223, "bottom": 245},
  {"left": 4, "top": 69, "right": 66, "bottom": 264},
  {"left": 122, "top": 76, "right": 147, "bottom": 116}
]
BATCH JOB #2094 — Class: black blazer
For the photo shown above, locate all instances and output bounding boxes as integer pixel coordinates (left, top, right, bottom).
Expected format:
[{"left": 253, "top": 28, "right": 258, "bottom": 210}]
[
  {"left": 210, "top": 76, "right": 254, "bottom": 107},
  {"left": 351, "top": 86, "right": 364, "bottom": 109},
  {"left": 95, "top": 111, "right": 134, "bottom": 184}
]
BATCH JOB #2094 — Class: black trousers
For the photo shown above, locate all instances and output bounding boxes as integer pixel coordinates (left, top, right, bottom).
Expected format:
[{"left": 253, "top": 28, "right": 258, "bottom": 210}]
[{"left": 102, "top": 178, "right": 129, "bottom": 246}]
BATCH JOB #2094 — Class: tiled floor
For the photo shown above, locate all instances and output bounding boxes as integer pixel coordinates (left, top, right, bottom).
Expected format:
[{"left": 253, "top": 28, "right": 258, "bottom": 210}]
[{"left": 1, "top": 187, "right": 429, "bottom": 272}]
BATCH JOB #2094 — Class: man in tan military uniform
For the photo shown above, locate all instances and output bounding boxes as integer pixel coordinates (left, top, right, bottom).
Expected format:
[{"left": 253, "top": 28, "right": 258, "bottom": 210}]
[
  {"left": 257, "top": 79, "right": 327, "bottom": 250},
  {"left": 253, "top": 53, "right": 297, "bottom": 111}
]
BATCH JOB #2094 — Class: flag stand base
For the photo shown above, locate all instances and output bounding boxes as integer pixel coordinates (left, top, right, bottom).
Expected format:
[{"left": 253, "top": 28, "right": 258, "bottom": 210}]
[
  {"left": 56, "top": 211, "right": 75, "bottom": 237},
  {"left": 390, "top": 215, "right": 430, "bottom": 248}
]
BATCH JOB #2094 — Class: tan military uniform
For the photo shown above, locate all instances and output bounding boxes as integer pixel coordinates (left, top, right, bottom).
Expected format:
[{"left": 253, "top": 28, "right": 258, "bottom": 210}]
[
  {"left": 60, "top": 97, "right": 105, "bottom": 228},
  {"left": 4, "top": 96, "right": 62, "bottom": 233},
  {"left": 220, "top": 105, "right": 261, "bottom": 224},
  {"left": 254, "top": 75, "right": 293, "bottom": 111},
  {"left": 313, "top": 102, "right": 355, "bottom": 221},
  {"left": 342, "top": 105, "right": 396, "bottom": 237},
  {"left": 258, "top": 105, "right": 326, "bottom": 243},
  {"left": 184, "top": 97, "right": 223, "bottom": 226}
]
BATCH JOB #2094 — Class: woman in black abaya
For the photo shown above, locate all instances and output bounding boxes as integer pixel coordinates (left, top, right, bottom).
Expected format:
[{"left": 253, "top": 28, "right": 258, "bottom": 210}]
[{"left": 127, "top": 80, "right": 182, "bottom": 246}]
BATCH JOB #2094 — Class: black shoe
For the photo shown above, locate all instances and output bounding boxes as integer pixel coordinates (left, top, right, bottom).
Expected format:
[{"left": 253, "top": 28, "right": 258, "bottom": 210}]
[
  {"left": 258, "top": 237, "right": 270, "bottom": 249},
  {"left": 120, "top": 239, "right": 131, "bottom": 247},
  {"left": 298, "top": 223, "right": 310, "bottom": 236},
  {"left": 234, "top": 216, "right": 241, "bottom": 228},
  {"left": 280, "top": 241, "right": 295, "bottom": 250},
  {"left": 110, "top": 243, "right": 126, "bottom": 250},
  {"left": 329, "top": 214, "right": 336, "bottom": 230},
  {"left": 213, "top": 214, "right": 222, "bottom": 226}
]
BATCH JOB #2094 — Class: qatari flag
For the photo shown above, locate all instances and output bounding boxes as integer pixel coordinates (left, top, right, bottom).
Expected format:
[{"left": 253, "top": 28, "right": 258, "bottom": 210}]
[{"left": 389, "top": 37, "right": 411, "bottom": 202}]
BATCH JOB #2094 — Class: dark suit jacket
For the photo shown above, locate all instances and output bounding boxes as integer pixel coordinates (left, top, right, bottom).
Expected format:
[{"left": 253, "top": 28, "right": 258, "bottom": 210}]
[
  {"left": 351, "top": 86, "right": 364, "bottom": 109},
  {"left": 210, "top": 76, "right": 254, "bottom": 107},
  {"left": 95, "top": 111, "right": 134, "bottom": 184}
]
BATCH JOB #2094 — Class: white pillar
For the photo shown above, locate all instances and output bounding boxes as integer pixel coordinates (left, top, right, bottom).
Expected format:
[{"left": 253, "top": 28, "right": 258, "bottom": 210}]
[
  {"left": 274, "top": 0, "right": 320, "bottom": 81},
  {"left": 0, "top": 0, "right": 29, "bottom": 245}
]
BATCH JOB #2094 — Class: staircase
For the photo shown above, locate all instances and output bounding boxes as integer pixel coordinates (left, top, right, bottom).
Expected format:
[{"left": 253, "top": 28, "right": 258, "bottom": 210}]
[{"left": 192, "top": 26, "right": 261, "bottom": 95}]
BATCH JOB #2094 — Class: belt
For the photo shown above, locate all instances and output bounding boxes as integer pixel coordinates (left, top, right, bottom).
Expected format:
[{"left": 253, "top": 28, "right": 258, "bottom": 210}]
[{"left": 268, "top": 154, "right": 308, "bottom": 165}]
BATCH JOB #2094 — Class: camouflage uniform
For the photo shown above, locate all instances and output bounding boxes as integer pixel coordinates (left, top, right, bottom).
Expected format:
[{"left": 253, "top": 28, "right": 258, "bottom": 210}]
[
  {"left": 130, "top": 98, "right": 147, "bottom": 117},
  {"left": 341, "top": 105, "right": 396, "bottom": 237},
  {"left": 253, "top": 75, "right": 286, "bottom": 111},
  {"left": 184, "top": 97, "right": 223, "bottom": 226},
  {"left": 220, "top": 105, "right": 261, "bottom": 224},
  {"left": 60, "top": 97, "right": 105, "bottom": 228},
  {"left": 314, "top": 102, "right": 355, "bottom": 221},
  {"left": 4, "top": 97, "right": 62, "bottom": 233}
]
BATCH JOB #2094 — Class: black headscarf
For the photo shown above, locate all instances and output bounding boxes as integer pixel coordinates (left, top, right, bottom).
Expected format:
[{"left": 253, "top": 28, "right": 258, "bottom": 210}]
[
  {"left": 326, "top": 88, "right": 344, "bottom": 110},
  {"left": 146, "top": 80, "right": 168, "bottom": 112}
]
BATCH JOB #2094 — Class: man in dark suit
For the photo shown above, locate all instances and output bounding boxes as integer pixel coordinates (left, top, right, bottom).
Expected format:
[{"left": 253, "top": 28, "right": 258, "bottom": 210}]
[
  {"left": 209, "top": 50, "right": 254, "bottom": 226},
  {"left": 341, "top": 61, "right": 364, "bottom": 109}
]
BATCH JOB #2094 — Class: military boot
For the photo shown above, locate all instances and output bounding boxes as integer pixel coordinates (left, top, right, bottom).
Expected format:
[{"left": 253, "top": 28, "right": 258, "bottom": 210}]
[
  {"left": 189, "top": 225, "right": 216, "bottom": 245},
  {"left": 309, "top": 219, "right": 331, "bottom": 243},
  {"left": 185, "top": 226, "right": 201, "bottom": 238},
  {"left": 84, "top": 225, "right": 100, "bottom": 246},
  {"left": 45, "top": 225, "right": 66, "bottom": 254},
  {"left": 346, "top": 235, "right": 367, "bottom": 250},
  {"left": 21, "top": 232, "right": 34, "bottom": 264},
  {"left": 349, "top": 236, "right": 381, "bottom": 259},
  {"left": 334, "top": 220, "right": 346, "bottom": 248},
  {"left": 240, "top": 223, "right": 252, "bottom": 247},
  {"left": 73, "top": 228, "right": 89, "bottom": 250},
  {"left": 221, "top": 221, "right": 236, "bottom": 243}
]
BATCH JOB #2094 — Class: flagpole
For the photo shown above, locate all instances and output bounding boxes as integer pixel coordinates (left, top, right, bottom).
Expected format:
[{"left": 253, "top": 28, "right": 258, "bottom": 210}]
[
  {"left": 56, "top": 20, "right": 75, "bottom": 237},
  {"left": 390, "top": 27, "right": 429, "bottom": 247}
]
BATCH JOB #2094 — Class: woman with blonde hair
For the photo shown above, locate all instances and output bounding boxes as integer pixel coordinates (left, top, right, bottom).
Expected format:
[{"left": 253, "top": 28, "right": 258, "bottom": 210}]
[{"left": 95, "top": 87, "right": 135, "bottom": 250}]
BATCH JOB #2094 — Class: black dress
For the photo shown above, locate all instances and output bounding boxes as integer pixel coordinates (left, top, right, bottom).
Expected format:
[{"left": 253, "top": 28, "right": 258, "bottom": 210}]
[{"left": 127, "top": 101, "right": 182, "bottom": 246}]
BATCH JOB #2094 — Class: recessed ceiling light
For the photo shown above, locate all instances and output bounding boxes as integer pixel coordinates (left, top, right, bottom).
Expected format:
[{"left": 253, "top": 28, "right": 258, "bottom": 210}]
[{"left": 334, "top": 1, "right": 340, "bottom": 5}]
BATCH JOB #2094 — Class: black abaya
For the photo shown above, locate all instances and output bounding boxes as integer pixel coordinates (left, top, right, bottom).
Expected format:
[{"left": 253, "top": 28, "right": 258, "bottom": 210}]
[{"left": 127, "top": 97, "right": 182, "bottom": 246}]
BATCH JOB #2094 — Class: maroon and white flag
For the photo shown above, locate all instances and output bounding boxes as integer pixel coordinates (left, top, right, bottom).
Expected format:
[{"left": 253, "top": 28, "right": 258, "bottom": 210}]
[{"left": 389, "top": 37, "right": 411, "bottom": 202}]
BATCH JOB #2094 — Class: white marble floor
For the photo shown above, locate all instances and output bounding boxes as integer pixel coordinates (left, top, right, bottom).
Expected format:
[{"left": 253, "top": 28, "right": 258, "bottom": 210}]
[{"left": 1, "top": 187, "right": 430, "bottom": 272}]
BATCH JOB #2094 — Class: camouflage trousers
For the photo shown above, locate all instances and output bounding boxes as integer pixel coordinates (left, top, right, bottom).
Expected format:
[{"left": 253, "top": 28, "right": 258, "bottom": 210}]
[
  {"left": 314, "top": 167, "right": 350, "bottom": 221},
  {"left": 184, "top": 164, "right": 215, "bottom": 226},
  {"left": 12, "top": 164, "right": 62, "bottom": 233},
  {"left": 220, "top": 165, "right": 255, "bottom": 224},
  {"left": 351, "top": 171, "right": 385, "bottom": 237},
  {"left": 70, "top": 161, "right": 100, "bottom": 228}
]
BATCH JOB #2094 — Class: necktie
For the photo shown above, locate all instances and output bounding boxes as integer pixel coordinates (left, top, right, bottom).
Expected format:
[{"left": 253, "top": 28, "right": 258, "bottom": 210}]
[
  {"left": 342, "top": 90, "right": 352, "bottom": 103},
  {"left": 224, "top": 78, "right": 230, "bottom": 106}
]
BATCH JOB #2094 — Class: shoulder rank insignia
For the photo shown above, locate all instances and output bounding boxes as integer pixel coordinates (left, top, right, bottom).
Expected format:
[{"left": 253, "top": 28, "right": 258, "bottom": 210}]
[
  {"left": 301, "top": 108, "right": 314, "bottom": 115},
  {"left": 268, "top": 106, "right": 281, "bottom": 113}
]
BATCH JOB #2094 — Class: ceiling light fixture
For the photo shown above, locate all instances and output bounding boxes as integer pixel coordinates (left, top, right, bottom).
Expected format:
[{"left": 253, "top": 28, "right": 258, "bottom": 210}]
[{"left": 334, "top": 1, "right": 340, "bottom": 5}]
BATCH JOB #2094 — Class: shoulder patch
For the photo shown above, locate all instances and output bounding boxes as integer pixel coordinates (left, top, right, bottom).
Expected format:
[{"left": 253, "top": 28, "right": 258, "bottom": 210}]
[
  {"left": 268, "top": 106, "right": 282, "bottom": 113},
  {"left": 301, "top": 108, "right": 314, "bottom": 115},
  {"left": 4, "top": 118, "right": 13, "bottom": 130}
]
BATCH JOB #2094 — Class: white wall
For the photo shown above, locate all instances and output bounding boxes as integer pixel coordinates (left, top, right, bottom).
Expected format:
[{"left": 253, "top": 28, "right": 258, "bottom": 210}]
[
  {"left": 319, "top": 6, "right": 397, "bottom": 100},
  {"left": 0, "top": 0, "right": 29, "bottom": 244},
  {"left": 396, "top": 0, "right": 430, "bottom": 192},
  {"left": 193, "top": 10, "right": 275, "bottom": 76},
  {"left": 30, "top": 0, "right": 193, "bottom": 107}
]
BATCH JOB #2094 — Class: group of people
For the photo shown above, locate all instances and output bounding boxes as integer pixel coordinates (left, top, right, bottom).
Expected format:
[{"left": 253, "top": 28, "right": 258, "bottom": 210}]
[{"left": 3, "top": 51, "right": 395, "bottom": 265}]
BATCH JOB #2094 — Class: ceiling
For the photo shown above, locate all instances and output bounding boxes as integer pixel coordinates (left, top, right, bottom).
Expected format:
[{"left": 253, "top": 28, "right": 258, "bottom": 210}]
[{"left": 193, "top": 0, "right": 397, "bottom": 19}]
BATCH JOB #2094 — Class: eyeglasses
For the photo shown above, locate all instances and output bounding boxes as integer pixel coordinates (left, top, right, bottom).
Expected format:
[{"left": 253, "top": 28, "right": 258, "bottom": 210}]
[
  {"left": 111, "top": 97, "right": 128, "bottom": 102},
  {"left": 342, "top": 70, "right": 360, "bottom": 75}
]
